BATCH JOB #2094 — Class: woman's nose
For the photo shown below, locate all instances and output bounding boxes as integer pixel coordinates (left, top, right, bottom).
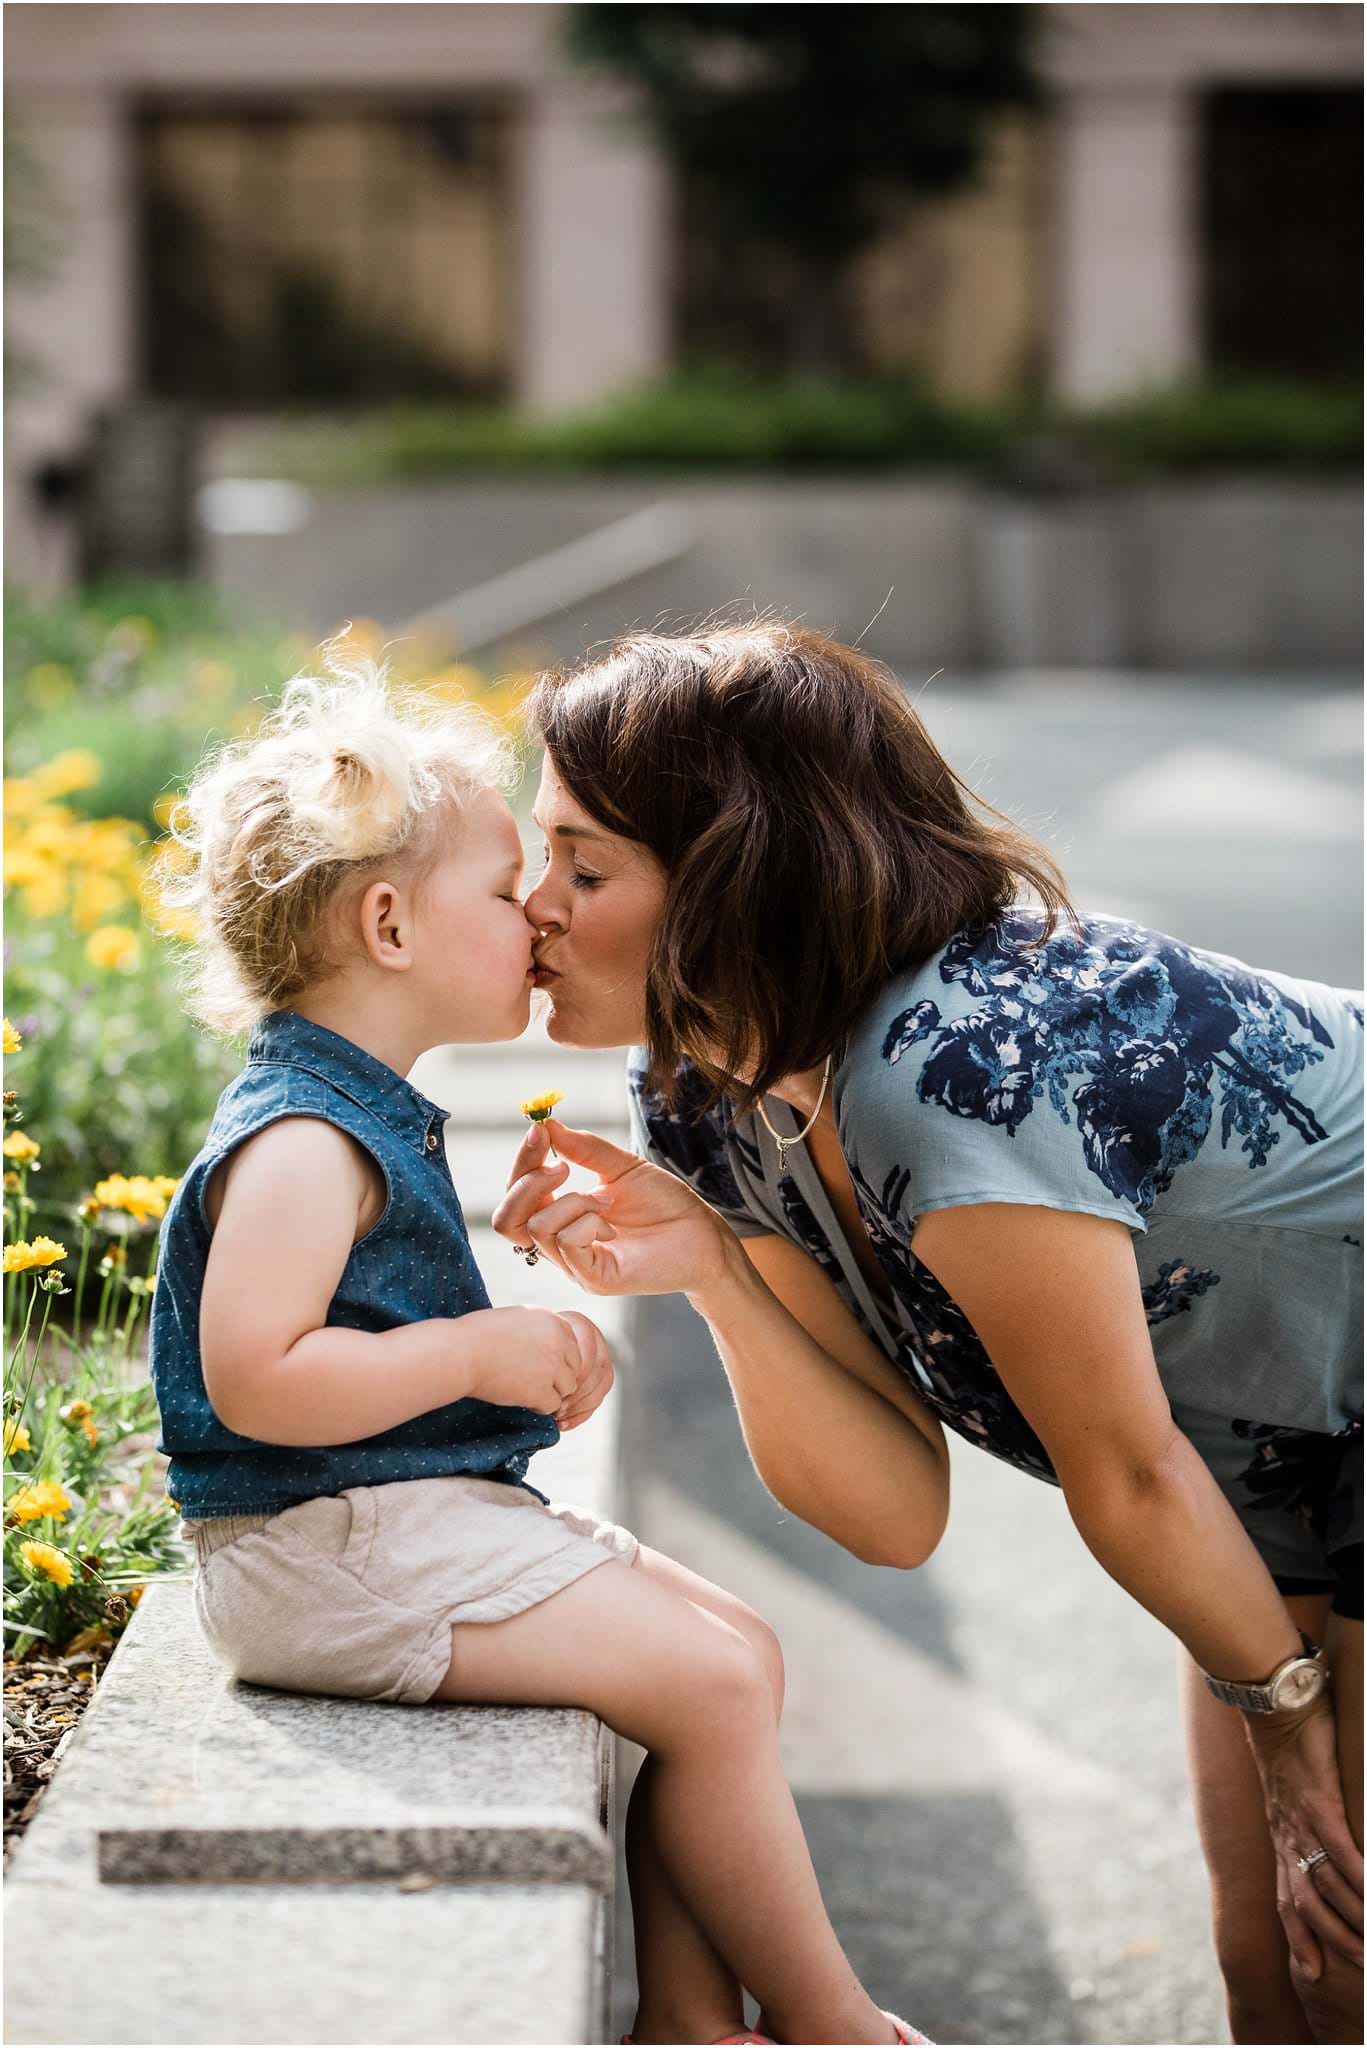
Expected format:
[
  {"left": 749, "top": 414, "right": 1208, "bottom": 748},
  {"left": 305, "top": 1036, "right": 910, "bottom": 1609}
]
[{"left": 523, "top": 878, "right": 557, "bottom": 933}]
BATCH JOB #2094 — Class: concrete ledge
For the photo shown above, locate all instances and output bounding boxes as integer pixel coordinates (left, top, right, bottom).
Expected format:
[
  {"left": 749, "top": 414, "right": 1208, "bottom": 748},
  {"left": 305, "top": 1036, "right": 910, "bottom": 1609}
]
[{"left": 5, "top": 1395, "right": 629, "bottom": 2046}]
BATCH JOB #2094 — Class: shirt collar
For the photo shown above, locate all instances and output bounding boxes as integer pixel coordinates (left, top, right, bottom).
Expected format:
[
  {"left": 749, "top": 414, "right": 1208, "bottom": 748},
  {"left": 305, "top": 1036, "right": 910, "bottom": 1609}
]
[{"left": 247, "top": 1010, "right": 450, "bottom": 1154}]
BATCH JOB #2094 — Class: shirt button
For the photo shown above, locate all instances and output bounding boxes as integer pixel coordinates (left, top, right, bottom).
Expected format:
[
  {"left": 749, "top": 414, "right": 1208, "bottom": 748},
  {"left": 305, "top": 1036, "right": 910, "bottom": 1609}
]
[{"left": 426, "top": 1133, "right": 439, "bottom": 1151}]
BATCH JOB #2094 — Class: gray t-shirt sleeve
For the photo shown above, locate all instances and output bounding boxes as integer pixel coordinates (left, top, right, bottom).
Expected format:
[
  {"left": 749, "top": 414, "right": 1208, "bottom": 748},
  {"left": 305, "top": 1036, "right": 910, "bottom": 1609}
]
[{"left": 625, "top": 1051, "right": 777, "bottom": 1240}]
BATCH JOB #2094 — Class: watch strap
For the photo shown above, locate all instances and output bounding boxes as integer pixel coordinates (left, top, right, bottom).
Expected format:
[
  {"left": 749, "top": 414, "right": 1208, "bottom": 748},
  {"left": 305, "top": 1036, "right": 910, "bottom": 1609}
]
[{"left": 1203, "top": 1633, "right": 1325, "bottom": 1714}]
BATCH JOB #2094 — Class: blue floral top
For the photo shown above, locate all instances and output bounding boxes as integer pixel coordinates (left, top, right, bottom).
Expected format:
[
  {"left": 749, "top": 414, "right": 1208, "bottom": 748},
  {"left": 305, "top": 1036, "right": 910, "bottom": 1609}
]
[{"left": 628, "top": 910, "right": 1363, "bottom": 1580}]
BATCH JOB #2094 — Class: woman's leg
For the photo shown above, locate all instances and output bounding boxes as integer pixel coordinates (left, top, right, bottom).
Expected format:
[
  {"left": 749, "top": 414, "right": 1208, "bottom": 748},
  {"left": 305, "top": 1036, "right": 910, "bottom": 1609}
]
[
  {"left": 1180, "top": 1591, "right": 1334, "bottom": 2044},
  {"left": 431, "top": 1552, "right": 892, "bottom": 2046},
  {"left": 1292, "top": 1612, "right": 1363, "bottom": 2046},
  {"left": 621, "top": 1546, "right": 786, "bottom": 2044}
]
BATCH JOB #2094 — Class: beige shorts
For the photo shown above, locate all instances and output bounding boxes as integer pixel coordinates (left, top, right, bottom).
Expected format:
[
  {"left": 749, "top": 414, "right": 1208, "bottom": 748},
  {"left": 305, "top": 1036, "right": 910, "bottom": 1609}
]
[{"left": 184, "top": 1474, "right": 639, "bottom": 1706}]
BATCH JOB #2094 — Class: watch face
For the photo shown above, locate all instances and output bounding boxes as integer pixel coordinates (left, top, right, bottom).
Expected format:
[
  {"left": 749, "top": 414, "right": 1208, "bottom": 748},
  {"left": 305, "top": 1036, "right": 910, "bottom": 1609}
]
[{"left": 1272, "top": 1661, "right": 1325, "bottom": 1711}]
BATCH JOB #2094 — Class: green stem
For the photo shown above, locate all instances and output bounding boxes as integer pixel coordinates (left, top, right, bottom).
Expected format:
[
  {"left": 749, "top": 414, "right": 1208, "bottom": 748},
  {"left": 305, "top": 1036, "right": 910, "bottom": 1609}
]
[
  {"left": 74, "top": 1223, "right": 93, "bottom": 1336},
  {"left": 94, "top": 1263, "right": 116, "bottom": 1342},
  {"left": 22, "top": 1290, "right": 54, "bottom": 1384}
]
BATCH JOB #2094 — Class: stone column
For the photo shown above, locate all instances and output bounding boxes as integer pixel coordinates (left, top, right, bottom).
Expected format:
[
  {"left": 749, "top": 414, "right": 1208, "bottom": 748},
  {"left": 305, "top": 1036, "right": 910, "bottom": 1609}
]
[
  {"left": 513, "top": 83, "right": 668, "bottom": 413},
  {"left": 5, "top": 92, "right": 136, "bottom": 584},
  {"left": 1054, "top": 86, "right": 1198, "bottom": 400}
]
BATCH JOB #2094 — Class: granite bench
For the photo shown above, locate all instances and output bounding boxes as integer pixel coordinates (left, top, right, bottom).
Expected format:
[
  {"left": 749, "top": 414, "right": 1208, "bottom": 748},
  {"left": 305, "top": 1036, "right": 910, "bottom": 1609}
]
[{"left": 5, "top": 1336, "right": 630, "bottom": 2047}]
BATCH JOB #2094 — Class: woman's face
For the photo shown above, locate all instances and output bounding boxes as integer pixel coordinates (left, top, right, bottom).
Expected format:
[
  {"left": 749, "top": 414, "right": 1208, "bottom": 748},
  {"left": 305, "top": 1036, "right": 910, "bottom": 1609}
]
[{"left": 524, "top": 755, "right": 667, "bottom": 1048}]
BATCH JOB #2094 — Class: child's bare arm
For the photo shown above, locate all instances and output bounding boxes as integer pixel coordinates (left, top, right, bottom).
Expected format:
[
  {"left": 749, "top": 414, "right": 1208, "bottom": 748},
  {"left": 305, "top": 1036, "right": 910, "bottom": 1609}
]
[{"left": 199, "top": 1118, "right": 588, "bottom": 1445}]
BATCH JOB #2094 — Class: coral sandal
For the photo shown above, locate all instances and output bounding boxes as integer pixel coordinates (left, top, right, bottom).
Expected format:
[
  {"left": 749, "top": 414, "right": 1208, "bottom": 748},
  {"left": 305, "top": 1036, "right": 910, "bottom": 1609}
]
[{"left": 885, "top": 2013, "right": 935, "bottom": 2046}]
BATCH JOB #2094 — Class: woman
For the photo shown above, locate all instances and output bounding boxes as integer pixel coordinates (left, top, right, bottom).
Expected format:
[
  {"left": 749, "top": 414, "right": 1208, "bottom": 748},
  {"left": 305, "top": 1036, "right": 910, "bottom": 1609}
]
[{"left": 495, "top": 624, "right": 1363, "bottom": 2045}]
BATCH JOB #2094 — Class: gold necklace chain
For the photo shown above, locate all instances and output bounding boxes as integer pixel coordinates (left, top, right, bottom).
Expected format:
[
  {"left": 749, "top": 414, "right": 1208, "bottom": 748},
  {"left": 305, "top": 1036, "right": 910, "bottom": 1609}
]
[{"left": 756, "top": 1056, "right": 832, "bottom": 1175}]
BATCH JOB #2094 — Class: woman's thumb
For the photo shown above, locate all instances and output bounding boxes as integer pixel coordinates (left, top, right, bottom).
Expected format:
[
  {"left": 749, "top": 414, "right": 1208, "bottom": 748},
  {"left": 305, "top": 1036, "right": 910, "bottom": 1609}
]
[{"left": 542, "top": 1118, "right": 635, "bottom": 1179}]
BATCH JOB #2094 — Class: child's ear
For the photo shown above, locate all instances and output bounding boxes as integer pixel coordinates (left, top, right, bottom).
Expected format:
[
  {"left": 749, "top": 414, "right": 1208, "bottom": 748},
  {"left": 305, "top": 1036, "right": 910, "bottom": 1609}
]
[{"left": 360, "top": 879, "right": 413, "bottom": 971}]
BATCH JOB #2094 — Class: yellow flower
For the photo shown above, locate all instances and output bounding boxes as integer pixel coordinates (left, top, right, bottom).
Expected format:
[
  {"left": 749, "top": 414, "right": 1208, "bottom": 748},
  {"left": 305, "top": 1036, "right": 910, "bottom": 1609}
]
[
  {"left": 92, "top": 1174, "right": 169, "bottom": 1224},
  {"left": 519, "top": 1090, "right": 565, "bottom": 1121},
  {"left": 2, "top": 1130, "right": 40, "bottom": 1163},
  {"left": 19, "top": 1539, "right": 74, "bottom": 1587},
  {"left": 3, "top": 1173, "right": 19, "bottom": 1191},
  {"left": 85, "top": 925, "right": 141, "bottom": 973},
  {"left": 60, "top": 1400, "right": 98, "bottom": 1448},
  {"left": 9, "top": 1480, "right": 73, "bottom": 1524},
  {"left": 2, "top": 778, "right": 41, "bottom": 820},
  {"left": 4, "top": 1420, "right": 32, "bottom": 1456},
  {"left": 30, "top": 749, "right": 103, "bottom": 801},
  {"left": 2, "top": 1018, "right": 21, "bottom": 1055},
  {"left": 2, "top": 1237, "right": 67, "bottom": 1273},
  {"left": 126, "top": 1583, "right": 144, "bottom": 1607},
  {"left": 152, "top": 791, "right": 187, "bottom": 832},
  {"left": 71, "top": 872, "right": 130, "bottom": 934}
]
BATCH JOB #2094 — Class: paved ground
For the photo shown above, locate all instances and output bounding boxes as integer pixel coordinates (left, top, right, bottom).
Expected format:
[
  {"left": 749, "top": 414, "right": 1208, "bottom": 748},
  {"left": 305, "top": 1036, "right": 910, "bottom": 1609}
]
[{"left": 419, "top": 671, "right": 1361, "bottom": 2048}]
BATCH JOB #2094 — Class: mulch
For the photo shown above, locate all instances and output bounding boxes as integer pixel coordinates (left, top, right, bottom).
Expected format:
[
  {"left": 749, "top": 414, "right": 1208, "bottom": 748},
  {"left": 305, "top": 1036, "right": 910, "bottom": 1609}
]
[{"left": 3, "top": 1642, "right": 114, "bottom": 1870}]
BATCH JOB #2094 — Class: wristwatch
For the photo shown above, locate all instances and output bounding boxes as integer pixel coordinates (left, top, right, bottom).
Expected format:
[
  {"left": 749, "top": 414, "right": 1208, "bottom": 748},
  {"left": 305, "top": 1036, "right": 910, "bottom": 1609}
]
[{"left": 1203, "top": 1632, "right": 1330, "bottom": 1715}]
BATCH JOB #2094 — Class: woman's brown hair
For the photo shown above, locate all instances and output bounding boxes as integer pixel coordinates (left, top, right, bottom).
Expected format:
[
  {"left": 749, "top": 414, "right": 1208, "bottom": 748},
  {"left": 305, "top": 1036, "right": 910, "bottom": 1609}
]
[{"left": 530, "top": 622, "right": 1079, "bottom": 1120}]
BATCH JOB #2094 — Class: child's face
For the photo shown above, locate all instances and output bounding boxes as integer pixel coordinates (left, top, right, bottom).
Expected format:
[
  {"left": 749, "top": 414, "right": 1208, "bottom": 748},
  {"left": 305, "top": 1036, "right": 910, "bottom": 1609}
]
[{"left": 412, "top": 788, "right": 537, "bottom": 1043}]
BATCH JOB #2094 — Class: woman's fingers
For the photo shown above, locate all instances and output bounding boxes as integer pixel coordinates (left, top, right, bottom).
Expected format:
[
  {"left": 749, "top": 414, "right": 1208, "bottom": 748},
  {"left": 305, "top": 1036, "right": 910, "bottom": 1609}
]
[
  {"left": 525, "top": 1191, "right": 614, "bottom": 1274},
  {"left": 1309, "top": 1858, "right": 1365, "bottom": 1940},
  {"left": 491, "top": 1156, "right": 570, "bottom": 1240},
  {"left": 540, "top": 1118, "right": 639, "bottom": 1181}
]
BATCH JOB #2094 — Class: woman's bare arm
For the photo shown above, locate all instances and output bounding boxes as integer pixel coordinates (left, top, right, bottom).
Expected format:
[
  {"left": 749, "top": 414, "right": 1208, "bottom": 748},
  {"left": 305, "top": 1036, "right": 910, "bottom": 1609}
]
[
  {"left": 699, "top": 1231, "right": 950, "bottom": 1567},
  {"left": 909, "top": 1200, "right": 1304, "bottom": 1679}
]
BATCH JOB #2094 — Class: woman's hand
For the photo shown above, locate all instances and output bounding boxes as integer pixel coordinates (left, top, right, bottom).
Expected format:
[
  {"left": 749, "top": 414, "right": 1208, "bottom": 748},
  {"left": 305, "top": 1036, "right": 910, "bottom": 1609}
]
[
  {"left": 492, "top": 1118, "right": 735, "bottom": 1298},
  {"left": 1244, "top": 1694, "right": 1364, "bottom": 1980}
]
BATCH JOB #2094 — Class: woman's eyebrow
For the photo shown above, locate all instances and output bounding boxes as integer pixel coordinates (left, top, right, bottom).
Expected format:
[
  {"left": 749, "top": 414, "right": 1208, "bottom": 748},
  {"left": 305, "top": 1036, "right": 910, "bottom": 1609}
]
[{"left": 530, "top": 814, "right": 603, "bottom": 843}]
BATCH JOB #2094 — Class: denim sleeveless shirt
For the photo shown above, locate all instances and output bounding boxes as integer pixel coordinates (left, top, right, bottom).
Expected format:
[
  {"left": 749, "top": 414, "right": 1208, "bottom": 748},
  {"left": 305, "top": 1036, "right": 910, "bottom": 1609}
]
[{"left": 149, "top": 1009, "right": 556, "bottom": 1517}]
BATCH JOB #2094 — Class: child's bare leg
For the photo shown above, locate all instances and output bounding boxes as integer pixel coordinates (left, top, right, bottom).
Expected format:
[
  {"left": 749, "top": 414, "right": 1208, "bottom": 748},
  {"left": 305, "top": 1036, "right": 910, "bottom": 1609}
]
[
  {"left": 431, "top": 1554, "right": 894, "bottom": 2046},
  {"left": 623, "top": 1546, "right": 786, "bottom": 2042}
]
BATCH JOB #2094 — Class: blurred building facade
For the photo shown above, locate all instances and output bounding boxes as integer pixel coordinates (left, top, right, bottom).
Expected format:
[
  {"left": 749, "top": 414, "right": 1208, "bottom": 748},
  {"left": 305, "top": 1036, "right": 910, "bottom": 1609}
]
[{"left": 4, "top": 3, "right": 1361, "bottom": 489}]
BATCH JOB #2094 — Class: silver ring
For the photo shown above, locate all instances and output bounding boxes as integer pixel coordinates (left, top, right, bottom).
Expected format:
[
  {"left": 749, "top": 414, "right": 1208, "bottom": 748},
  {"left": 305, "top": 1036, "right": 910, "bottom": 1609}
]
[
  {"left": 511, "top": 1243, "right": 540, "bottom": 1267},
  {"left": 1296, "top": 1847, "right": 1330, "bottom": 1875}
]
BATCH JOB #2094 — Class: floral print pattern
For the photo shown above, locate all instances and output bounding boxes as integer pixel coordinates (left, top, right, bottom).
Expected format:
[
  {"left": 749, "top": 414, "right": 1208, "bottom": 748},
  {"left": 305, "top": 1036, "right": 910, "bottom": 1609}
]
[{"left": 880, "top": 912, "right": 1335, "bottom": 1214}]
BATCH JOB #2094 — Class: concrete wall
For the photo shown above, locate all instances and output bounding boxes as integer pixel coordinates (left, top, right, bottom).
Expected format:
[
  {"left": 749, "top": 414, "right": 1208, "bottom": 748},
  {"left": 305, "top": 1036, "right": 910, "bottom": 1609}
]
[{"left": 200, "top": 475, "right": 1363, "bottom": 675}]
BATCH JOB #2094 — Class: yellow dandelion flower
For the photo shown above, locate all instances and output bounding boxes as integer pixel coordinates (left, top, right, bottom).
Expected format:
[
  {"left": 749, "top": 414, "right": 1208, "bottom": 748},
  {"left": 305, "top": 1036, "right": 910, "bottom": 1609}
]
[
  {"left": 2, "top": 1130, "right": 40, "bottom": 1163},
  {"left": 2, "top": 1237, "right": 66, "bottom": 1273},
  {"left": 2, "top": 1018, "right": 21, "bottom": 1055},
  {"left": 519, "top": 1090, "right": 565, "bottom": 1121},
  {"left": 19, "top": 1539, "right": 75, "bottom": 1587},
  {"left": 86, "top": 925, "right": 141, "bottom": 974},
  {"left": 4, "top": 1420, "right": 32, "bottom": 1456},
  {"left": 9, "top": 1480, "right": 73, "bottom": 1524}
]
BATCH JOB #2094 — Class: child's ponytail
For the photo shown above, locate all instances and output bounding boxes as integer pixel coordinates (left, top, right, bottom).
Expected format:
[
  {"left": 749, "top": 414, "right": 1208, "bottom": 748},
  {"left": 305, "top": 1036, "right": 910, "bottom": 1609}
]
[{"left": 150, "top": 642, "right": 517, "bottom": 1040}]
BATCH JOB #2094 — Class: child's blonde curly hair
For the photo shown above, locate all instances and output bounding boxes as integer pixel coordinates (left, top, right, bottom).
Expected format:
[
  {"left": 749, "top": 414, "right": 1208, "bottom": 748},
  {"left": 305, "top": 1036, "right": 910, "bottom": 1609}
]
[{"left": 152, "top": 645, "right": 518, "bottom": 1039}]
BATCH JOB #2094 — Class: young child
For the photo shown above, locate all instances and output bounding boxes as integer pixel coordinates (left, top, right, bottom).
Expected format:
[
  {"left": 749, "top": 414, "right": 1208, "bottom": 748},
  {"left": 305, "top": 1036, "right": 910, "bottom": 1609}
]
[{"left": 147, "top": 654, "right": 931, "bottom": 2048}]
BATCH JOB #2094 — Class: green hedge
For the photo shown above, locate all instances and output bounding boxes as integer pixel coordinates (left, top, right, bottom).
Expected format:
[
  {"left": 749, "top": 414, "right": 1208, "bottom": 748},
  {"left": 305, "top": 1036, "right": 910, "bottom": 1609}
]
[{"left": 215, "top": 373, "right": 1363, "bottom": 486}]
